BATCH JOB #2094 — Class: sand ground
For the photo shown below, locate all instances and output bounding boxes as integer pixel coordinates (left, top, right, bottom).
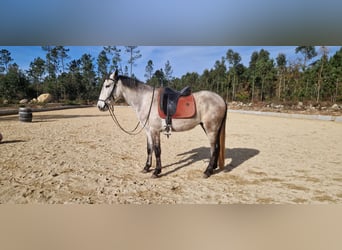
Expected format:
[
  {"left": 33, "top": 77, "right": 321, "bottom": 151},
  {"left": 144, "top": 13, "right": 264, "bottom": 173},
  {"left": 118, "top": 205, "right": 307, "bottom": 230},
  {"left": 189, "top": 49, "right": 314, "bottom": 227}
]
[{"left": 0, "top": 106, "right": 341, "bottom": 204}]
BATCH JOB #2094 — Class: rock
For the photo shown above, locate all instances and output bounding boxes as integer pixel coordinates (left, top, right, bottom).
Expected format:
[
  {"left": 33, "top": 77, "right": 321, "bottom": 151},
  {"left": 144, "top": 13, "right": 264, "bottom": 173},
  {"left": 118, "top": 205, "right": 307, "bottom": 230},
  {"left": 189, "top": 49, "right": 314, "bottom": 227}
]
[
  {"left": 19, "top": 99, "right": 29, "bottom": 104},
  {"left": 30, "top": 98, "right": 38, "bottom": 104},
  {"left": 331, "top": 104, "right": 340, "bottom": 110},
  {"left": 307, "top": 104, "right": 316, "bottom": 110},
  {"left": 3, "top": 99, "right": 8, "bottom": 104},
  {"left": 37, "top": 93, "right": 52, "bottom": 103}
]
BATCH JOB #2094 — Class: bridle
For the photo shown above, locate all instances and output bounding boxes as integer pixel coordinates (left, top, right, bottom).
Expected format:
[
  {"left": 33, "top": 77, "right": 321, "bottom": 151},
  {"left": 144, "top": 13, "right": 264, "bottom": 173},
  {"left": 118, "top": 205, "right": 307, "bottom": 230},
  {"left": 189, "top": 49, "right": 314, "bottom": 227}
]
[
  {"left": 97, "top": 77, "right": 117, "bottom": 107},
  {"left": 99, "top": 77, "right": 155, "bottom": 136}
]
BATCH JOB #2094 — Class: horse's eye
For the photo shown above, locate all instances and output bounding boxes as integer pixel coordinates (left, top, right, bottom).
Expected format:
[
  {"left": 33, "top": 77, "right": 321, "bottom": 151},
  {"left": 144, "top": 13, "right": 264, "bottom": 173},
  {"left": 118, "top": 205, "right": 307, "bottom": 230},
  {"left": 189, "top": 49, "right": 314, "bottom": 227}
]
[{"left": 105, "top": 84, "right": 110, "bottom": 88}]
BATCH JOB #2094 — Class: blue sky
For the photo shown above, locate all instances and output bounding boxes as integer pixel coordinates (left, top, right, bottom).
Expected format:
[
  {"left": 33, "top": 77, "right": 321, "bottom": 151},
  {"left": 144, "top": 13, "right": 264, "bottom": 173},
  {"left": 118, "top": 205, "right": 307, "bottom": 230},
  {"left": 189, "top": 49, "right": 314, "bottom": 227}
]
[{"left": 2, "top": 46, "right": 341, "bottom": 81}]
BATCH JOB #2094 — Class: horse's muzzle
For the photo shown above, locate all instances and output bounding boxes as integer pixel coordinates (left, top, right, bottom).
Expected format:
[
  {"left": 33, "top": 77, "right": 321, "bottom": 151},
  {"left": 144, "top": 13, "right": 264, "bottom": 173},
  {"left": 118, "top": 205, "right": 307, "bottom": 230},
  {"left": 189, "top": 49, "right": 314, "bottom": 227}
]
[{"left": 97, "top": 100, "right": 109, "bottom": 111}]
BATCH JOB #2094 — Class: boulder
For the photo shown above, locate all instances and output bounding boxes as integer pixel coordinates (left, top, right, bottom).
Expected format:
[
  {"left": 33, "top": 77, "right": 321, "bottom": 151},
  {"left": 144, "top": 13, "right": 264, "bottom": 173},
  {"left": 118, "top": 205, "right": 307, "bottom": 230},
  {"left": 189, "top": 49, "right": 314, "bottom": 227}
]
[
  {"left": 37, "top": 93, "right": 52, "bottom": 103},
  {"left": 331, "top": 104, "right": 340, "bottom": 110},
  {"left": 19, "top": 99, "right": 29, "bottom": 104},
  {"left": 274, "top": 104, "right": 284, "bottom": 109}
]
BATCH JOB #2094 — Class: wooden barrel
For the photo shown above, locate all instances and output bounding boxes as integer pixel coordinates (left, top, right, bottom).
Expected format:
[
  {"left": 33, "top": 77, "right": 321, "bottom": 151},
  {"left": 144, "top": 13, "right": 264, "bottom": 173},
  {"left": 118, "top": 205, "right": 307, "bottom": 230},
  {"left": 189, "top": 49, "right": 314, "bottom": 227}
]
[{"left": 19, "top": 107, "right": 33, "bottom": 122}]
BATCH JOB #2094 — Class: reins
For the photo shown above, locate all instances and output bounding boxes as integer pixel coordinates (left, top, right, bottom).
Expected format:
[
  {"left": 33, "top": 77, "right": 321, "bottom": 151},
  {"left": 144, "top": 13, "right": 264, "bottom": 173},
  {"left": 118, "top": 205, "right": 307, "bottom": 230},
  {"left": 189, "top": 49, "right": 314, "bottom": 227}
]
[{"left": 107, "top": 85, "right": 156, "bottom": 135}]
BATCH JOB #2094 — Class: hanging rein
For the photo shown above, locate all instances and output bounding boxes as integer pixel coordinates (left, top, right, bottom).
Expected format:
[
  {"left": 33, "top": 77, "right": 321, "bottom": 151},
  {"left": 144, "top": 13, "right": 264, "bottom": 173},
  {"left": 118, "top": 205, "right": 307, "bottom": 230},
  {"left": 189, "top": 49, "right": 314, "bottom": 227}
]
[{"left": 99, "top": 78, "right": 156, "bottom": 136}]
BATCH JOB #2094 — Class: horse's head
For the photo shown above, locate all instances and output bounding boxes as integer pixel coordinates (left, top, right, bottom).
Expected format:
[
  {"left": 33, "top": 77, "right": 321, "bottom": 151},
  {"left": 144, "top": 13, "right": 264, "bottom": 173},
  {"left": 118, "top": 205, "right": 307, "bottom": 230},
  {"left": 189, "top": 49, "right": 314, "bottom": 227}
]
[{"left": 97, "top": 70, "right": 121, "bottom": 111}]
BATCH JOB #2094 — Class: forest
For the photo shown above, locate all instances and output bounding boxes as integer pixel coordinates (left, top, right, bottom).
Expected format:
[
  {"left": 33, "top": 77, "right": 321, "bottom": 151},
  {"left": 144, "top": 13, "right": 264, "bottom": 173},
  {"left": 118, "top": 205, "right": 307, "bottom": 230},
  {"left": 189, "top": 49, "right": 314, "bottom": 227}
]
[{"left": 0, "top": 46, "right": 341, "bottom": 106}]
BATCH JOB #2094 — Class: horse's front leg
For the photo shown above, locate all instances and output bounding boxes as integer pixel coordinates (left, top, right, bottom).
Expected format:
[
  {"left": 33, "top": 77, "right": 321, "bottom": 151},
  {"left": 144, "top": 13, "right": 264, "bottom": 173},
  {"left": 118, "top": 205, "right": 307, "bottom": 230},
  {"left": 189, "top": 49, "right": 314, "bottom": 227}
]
[
  {"left": 152, "top": 131, "right": 162, "bottom": 178},
  {"left": 143, "top": 131, "right": 153, "bottom": 173}
]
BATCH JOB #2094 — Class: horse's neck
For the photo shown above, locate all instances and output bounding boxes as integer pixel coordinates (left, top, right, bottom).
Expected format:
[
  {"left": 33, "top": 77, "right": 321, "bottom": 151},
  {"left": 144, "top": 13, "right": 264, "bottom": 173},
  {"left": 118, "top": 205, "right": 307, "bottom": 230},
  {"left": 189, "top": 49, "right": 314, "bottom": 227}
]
[{"left": 121, "top": 83, "right": 151, "bottom": 111}]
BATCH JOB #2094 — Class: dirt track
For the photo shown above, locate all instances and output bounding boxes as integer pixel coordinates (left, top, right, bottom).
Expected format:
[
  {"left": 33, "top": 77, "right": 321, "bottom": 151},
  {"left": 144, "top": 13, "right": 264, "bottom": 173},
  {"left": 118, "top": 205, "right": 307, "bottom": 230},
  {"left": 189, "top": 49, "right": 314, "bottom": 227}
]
[{"left": 0, "top": 106, "right": 341, "bottom": 204}]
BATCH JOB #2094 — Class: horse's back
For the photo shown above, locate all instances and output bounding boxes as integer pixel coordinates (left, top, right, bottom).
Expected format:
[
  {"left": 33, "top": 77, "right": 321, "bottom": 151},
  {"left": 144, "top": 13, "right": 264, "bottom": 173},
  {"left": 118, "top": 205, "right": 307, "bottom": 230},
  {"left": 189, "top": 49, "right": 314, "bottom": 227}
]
[{"left": 193, "top": 90, "right": 226, "bottom": 115}]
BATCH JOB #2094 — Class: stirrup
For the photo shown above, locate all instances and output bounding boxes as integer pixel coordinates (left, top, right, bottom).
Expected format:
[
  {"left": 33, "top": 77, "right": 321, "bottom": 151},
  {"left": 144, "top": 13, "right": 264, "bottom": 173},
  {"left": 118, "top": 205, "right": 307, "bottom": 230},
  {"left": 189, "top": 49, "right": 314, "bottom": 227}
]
[{"left": 164, "top": 124, "right": 172, "bottom": 138}]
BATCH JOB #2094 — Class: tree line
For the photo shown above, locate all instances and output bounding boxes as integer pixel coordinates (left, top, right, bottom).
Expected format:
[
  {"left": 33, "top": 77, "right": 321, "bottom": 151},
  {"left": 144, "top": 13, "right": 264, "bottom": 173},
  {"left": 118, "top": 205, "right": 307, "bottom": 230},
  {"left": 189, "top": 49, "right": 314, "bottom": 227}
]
[
  {"left": 0, "top": 46, "right": 341, "bottom": 105},
  {"left": 0, "top": 46, "right": 143, "bottom": 103},
  {"left": 166, "top": 46, "right": 341, "bottom": 104}
]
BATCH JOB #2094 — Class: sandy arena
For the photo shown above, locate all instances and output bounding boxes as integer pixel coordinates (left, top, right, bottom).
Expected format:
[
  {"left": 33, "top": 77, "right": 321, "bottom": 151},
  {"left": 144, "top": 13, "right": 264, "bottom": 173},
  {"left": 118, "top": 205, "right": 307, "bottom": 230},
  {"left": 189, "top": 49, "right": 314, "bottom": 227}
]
[{"left": 0, "top": 106, "right": 341, "bottom": 204}]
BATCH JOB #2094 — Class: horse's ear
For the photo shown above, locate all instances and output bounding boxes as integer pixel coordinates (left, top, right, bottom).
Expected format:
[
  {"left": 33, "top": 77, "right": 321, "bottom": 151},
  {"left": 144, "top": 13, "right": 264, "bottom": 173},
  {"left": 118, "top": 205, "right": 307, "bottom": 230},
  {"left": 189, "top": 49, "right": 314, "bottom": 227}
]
[
  {"left": 114, "top": 69, "right": 119, "bottom": 80},
  {"left": 109, "top": 70, "right": 119, "bottom": 81}
]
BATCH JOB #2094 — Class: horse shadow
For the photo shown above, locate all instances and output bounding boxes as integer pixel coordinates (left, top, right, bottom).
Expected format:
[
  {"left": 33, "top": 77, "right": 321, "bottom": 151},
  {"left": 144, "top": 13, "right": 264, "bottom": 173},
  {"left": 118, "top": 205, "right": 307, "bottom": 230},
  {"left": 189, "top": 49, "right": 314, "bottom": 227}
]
[{"left": 160, "top": 147, "right": 260, "bottom": 177}]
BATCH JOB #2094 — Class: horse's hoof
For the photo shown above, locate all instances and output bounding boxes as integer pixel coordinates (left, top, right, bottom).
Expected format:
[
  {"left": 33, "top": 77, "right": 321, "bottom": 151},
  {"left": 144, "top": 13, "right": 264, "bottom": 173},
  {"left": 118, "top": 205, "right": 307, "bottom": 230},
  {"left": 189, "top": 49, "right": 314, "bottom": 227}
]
[
  {"left": 203, "top": 173, "right": 211, "bottom": 178},
  {"left": 141, "top": 169, "right": 150, "bottom": 173},
  {"left": 203, "top": 170, "right": 212, "bottom": 178},
  {"left": 151, "top": 173, "right": 159, "bottom": 179}
]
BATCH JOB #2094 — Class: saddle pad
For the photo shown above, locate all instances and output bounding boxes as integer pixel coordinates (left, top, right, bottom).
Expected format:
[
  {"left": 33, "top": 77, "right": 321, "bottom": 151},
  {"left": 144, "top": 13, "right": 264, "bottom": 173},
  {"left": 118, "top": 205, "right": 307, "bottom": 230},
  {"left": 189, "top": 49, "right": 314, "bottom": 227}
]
[{"left": 158, "top": 93, "right": 196, "bottom": 119}]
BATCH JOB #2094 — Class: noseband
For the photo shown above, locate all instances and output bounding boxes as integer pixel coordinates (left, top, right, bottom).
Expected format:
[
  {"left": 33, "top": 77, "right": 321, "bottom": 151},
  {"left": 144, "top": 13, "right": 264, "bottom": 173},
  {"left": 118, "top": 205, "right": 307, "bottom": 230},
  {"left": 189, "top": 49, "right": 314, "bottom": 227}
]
[{"left": 98, "top": 78, "right": 117, "bottom": 107}]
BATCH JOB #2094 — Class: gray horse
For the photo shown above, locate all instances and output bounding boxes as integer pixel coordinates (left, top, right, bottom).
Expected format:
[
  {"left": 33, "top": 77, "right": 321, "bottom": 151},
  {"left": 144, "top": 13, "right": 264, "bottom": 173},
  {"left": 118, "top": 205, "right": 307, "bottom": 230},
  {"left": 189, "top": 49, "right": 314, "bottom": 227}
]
[{"left": 97, "top": 70, "right": 227, "bottom": 178}]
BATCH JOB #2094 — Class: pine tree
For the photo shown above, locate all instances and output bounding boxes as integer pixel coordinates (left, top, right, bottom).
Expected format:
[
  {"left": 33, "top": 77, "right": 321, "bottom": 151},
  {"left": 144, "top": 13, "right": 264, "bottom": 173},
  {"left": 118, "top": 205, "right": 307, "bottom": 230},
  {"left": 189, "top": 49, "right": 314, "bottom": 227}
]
[
  {"left": 164, "top": 60, "right": 173, "bottom": 85},
  {"left": 276, "top": 53, "right": 287, "bottom": 100},
  {"left": 80, "top": 53, "right": 96, "bottom": 100},
  {"left": 295, "top": 46, "right": 317, "bottom": 71},
  {"left": 144, "top": 60, "right": 154, "bottom": 81},
  {"left": 0, "top": 49, "right": 13, "bottom": 73},
  {"left": 56, "top": 46, "right": 70, "bottom": 73},
  {"left": 97, "top": 50, "right": 109, "bottom": 81},
  {"left": 41, "top": 46, "right": 55, "bottom": 79},
  {"left": 316, "top": 46, "right": 329, "bottom": 102},
  {"left": 226, "top": 49, "right": 241, "bottom": 100},
  {"left": 249, "top": 51, "right": 259, "bottom": 102},
  {"left": 125, "top": 46, "right": 142, "bottom": 77},
  {"left": 27, "top": 57, "right": 45, "bottom": 97},
  {"left": 104, "top": 46, "right": 121, "bottom": 73}
]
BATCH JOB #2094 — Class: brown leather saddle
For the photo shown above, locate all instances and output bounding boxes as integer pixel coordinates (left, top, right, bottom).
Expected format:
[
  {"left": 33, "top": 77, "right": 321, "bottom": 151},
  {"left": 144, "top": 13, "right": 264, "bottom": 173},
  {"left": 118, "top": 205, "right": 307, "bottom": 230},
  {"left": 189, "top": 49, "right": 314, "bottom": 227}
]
[{"left": 158, "top": 86, "right": 196, "bottom": 136}]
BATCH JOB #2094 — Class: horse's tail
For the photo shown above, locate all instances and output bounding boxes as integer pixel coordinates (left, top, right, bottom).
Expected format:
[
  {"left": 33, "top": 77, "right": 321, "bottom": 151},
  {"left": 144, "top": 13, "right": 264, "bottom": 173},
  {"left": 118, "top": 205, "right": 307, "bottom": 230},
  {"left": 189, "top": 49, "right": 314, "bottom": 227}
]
[{"left": 218, "top": 103, "right": 227, "bottom": 169}]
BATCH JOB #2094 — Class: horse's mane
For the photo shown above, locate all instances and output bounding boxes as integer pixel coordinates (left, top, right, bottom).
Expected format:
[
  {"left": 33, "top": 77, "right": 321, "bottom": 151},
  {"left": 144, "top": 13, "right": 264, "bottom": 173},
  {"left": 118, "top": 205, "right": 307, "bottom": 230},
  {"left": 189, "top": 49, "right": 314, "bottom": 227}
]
[{"left": 118, "top": 75, "right": 150, "bottom": 90}]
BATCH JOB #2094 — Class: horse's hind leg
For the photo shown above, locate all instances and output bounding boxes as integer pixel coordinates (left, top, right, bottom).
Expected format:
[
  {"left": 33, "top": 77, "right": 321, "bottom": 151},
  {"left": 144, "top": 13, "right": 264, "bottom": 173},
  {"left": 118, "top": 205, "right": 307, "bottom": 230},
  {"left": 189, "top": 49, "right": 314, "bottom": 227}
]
[{"left": 203, "top": 131, "right": 220, "bottom": 178}]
